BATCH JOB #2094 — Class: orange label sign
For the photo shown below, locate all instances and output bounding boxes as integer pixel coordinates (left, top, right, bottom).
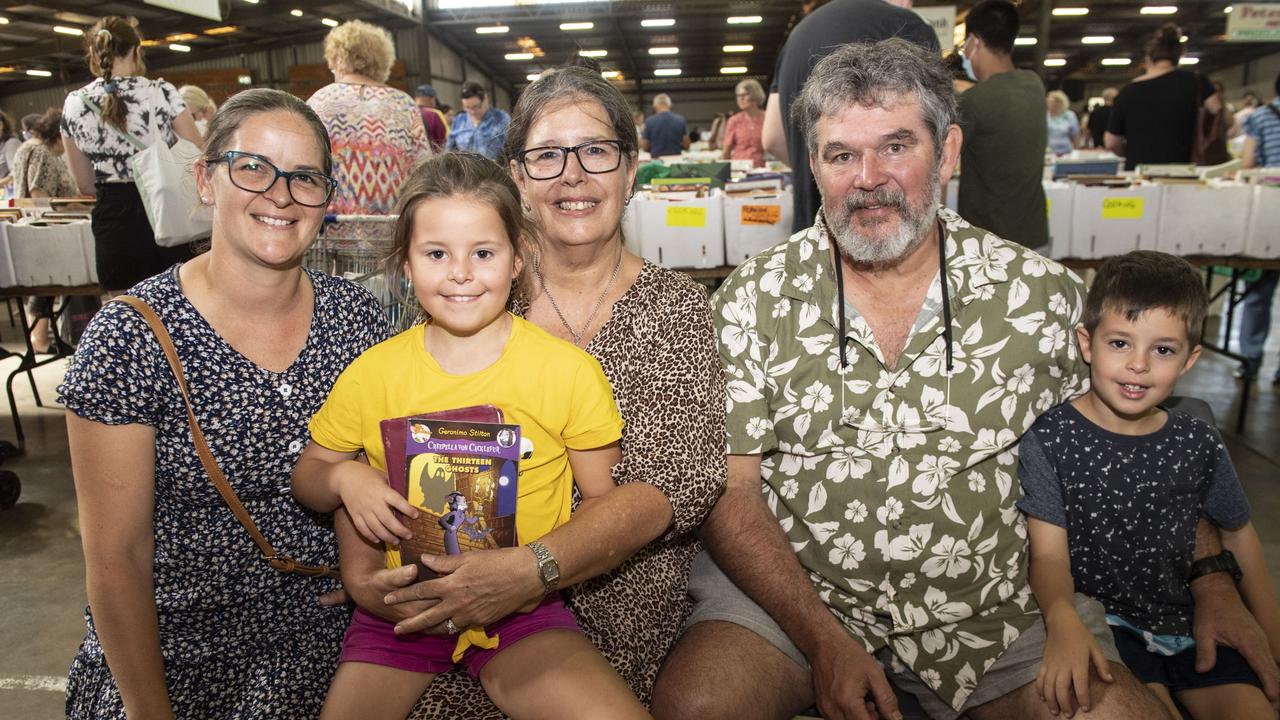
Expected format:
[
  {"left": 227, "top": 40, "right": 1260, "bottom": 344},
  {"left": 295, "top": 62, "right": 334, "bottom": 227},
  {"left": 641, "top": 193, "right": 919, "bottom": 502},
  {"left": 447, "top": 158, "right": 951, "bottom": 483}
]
[{"left": 741, "top": 204, "right": 782, "bottom": 225}]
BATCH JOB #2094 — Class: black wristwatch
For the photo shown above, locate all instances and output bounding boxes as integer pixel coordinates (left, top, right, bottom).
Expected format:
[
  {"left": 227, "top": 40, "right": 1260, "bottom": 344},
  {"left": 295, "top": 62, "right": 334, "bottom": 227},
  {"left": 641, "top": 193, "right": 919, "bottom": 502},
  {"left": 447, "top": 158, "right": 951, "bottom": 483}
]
[{"left": 1188, "top": 550, "right": 1243, "bottom": 584}]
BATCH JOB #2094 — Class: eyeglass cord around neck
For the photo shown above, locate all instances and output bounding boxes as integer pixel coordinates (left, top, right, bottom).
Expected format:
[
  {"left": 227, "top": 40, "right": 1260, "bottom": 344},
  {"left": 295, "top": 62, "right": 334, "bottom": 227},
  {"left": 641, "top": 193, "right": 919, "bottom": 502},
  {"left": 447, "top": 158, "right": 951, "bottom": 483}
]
[{"left": 832, "top": 218, "right": 954, "bottom": 374}]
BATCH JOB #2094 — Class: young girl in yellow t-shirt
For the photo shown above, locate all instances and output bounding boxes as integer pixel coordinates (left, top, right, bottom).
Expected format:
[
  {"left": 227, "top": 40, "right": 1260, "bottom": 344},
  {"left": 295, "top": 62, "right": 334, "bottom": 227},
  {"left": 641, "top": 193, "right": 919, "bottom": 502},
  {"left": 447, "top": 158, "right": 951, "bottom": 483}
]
[{"left": 291, "top": 152, "right": 650, "bottom": 720}]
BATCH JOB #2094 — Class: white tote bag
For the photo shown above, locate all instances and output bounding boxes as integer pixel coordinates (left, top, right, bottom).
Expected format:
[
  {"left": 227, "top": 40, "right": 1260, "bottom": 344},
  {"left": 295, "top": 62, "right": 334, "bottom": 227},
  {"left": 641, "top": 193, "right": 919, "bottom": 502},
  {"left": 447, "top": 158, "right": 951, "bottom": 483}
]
[{"left": 82, "top": 91, "right": 211, "bottom": 247}]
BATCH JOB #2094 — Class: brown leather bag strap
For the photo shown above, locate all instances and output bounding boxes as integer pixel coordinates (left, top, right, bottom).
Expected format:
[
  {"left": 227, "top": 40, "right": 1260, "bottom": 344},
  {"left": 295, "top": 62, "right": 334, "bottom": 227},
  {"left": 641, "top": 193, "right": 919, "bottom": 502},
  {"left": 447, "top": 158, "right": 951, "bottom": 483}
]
[{"left": 114, "top": 295, "right": 338, "bottom": 578}]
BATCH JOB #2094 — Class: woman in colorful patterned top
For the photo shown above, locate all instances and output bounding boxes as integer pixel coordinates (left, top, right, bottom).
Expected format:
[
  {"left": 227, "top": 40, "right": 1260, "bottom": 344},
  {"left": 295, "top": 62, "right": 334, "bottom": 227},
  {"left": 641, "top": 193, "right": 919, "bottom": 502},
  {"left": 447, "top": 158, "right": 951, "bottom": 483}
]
[
  {"left": 13, "top": 108, "right": 78, "bottom": 200},
  {"left": 61, "top": 16, "right": 202, "bottom": 292},
  {"left": 307, "top": 19, "right": 431, "bottom": 216}
]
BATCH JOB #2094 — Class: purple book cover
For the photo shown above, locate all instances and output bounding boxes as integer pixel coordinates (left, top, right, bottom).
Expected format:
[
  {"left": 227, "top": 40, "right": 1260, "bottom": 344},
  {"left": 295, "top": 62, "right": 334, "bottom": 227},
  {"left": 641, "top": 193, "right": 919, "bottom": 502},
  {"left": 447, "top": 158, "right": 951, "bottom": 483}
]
[{"left": 379, "top": 407, "right": 519, "bottom": 579}]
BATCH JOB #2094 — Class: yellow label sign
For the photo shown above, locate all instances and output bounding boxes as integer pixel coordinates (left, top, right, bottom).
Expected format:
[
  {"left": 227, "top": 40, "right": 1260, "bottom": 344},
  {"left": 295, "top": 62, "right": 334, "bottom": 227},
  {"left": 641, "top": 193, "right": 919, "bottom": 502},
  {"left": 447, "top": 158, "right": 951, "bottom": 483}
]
[
  {"left": 741, "top": 204, "right": 782, "bottom": 226},
  {"left": 1101, "top": 197, "right": 1144, "bottom": 220},
  {"left": 667, "top": 205, "right": 707, "bottom": 228},
  {"left": 1046, "top": 198, "right": 1051, "bottom": 217}
]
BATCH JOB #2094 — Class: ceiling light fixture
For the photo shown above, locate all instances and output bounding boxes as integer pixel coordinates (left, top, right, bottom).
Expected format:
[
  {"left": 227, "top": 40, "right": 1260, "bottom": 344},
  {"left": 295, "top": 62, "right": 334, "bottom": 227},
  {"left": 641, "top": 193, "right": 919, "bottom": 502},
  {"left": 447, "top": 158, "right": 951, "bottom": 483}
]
[
  {"left": 54, "top": 25, "right": 84, "bottom": 35},
  {"left": 1225, "top": 5, "right": 1233, "bottom": 12},
  {"left": 1082, "top": 35, "right": 1115, "bottom": 44},
  {"left": 1179, "top": 56, "right": 1200, "bottom": 64},
  {"left": 1052, "top": 8, "right": 1089, "bottom": 15},
  {"left": 723, "top": 44, "right": 754, "bottom": 52},
  {"left": 641, "top": 18, "right": 675, "bottom": 28},
  {"left": 579, "top": 49, "right": 607, "bottom": 57},
  {"left": 727, "top": 16, "right": 763, "bottom": 24},
  {"left": 654, "top": 68, "right": 682, "bottom": 76},
  {"left": 476, "top": 25, "right": 509, "bottom": 34},
  {"left": 721, "top": 66, "right": 748, "bottom": 74},
  {"left": 322, "top": 18, "right": 339, "bottom": 27},
  {"left": 1014, "top": 37, "right": 1037, "bottom": 46},
  {"left": 204, "top": 26, "right": 240, "bottom": 35},
  {"left": 0, "top": 17, "right": 9, "bottom": 24},
  {"left": 560, "top": 22, "right": 594, "bottom": 31},
  {"left": 27, "top": 69, "right": 53, "bottom": 77},
  {"left": 602, "top": 70, "right": 620, "bottom": 78},
  {"left": 649, "top": 46, "right": 679, "bottom": 55},
  {"left": 1140, "top": 6, "right": 1178, "bottom": 14},
  {"left": 526, "top": 73, "right": 541, "bottom": 81},
  {"left": 243, "top": 0, "right": 259, "bottom": 4},
  {"left": 290, "top": 9, "right": 303, "bottom": 17},
  {"left": 1100, "top": 57, "right": 1132, "bottom": 65},
  {"left": 505, "top": 52, "right": 534, "bottom": 60},
  {"left": 169, "top": 43, "right": 192, "bottom": 52},
  {"left": 238, "top": 74, "right": 252, "bottom": 84},
  {"left": 1044, "top": 58, "right": 1068, "bottom": 67}
]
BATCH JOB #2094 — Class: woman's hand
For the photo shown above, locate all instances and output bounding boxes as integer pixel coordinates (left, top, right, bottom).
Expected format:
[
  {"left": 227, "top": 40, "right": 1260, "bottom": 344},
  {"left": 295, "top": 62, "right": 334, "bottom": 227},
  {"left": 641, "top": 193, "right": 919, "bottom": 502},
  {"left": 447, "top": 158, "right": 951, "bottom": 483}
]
[
  {"left": 384, "top": 547, "right": 544, "bottom": 634},
  {"left": 1035, "top": 612, "right": 1114, "bottom": 718}
]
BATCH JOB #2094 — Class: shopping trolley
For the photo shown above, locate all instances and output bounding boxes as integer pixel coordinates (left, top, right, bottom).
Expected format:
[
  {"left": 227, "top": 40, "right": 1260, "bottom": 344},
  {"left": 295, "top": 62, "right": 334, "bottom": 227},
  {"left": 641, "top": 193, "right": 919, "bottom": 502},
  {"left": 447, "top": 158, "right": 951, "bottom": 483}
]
[{"left": 307, "top": 214, "right": 417, "bottom": 331}]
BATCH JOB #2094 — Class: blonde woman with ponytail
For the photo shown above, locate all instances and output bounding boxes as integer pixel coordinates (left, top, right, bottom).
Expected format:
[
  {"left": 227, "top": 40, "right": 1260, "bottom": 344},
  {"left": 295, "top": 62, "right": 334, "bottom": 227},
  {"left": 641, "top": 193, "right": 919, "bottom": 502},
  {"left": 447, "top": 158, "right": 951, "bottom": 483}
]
[{"left": 61, "top": 16, "right": 203, "bottom": 293}]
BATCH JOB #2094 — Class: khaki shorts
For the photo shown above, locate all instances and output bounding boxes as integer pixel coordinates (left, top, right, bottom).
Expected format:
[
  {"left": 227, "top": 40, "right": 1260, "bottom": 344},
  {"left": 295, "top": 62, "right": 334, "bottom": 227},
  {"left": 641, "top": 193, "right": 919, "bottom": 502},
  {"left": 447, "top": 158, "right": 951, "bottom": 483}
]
[{"left": 685, "top": 550, "right": 1122, "bottom": 720}]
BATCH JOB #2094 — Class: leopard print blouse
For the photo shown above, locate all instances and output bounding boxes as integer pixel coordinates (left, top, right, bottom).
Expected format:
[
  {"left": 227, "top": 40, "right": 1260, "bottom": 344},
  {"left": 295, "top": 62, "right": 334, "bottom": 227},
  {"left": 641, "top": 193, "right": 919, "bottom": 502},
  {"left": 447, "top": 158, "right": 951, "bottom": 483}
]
[{"left": 409, "top": 261, "right": 728, "bottom": 716}]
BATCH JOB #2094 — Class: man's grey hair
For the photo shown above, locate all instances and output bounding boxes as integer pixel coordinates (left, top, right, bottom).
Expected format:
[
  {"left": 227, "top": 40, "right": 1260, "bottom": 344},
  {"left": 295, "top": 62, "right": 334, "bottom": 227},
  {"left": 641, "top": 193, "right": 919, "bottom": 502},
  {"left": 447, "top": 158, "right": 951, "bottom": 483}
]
[
  {"left": 653, "top": 93, "right": 672, "bottom": 109},
  {"left": 792, "top": 38, "right": 958, "bottom": 162}
]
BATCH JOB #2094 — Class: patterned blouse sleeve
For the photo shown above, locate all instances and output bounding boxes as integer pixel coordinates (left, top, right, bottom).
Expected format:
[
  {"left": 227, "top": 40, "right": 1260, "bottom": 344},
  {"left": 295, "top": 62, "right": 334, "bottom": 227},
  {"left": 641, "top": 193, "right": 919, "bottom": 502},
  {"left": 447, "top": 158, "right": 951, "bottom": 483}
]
[
  {"left": 404, "top": 95, "right": 433, "bottom": 162},
  {"left": 158, "top": 79, "right": 186, "bottom": 119},
  {"left": 57, "top": 300, "right": 170, "bottom": 426},
  {"left": 618, "top": 277, "right": 726, "bottom": 538}
]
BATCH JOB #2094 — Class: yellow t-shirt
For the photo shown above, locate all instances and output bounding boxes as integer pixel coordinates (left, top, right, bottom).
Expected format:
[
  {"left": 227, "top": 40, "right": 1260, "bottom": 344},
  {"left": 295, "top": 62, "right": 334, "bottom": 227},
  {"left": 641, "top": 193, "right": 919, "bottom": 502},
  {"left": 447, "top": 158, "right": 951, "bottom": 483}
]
[{"left": 309, "top": 314, "right": 623, "bottom": 548}]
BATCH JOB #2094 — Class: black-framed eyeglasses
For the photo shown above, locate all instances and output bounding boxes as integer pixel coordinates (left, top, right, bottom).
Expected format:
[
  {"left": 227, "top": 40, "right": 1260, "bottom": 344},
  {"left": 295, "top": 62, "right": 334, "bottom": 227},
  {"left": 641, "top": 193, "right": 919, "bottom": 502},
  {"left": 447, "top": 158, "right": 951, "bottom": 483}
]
[
  {"left": 205, "top": 150, "right": 336, "bottom": 208},
  {"left": 517, "top": 140, "right": 624, "bottom": 180}
]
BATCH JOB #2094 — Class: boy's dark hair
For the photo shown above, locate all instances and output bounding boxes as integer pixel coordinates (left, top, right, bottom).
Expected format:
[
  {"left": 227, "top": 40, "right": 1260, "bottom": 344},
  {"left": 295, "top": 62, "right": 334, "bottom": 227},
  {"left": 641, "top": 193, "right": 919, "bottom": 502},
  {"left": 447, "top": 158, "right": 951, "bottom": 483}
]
[
  {"left": 460, "top": 81, "right": 486, "bottom": 101},
  {"left": 1083, "top": 251, "right": 1207, "bottom": 347},
  {"left": 966, "top": 0, "right": 1019, "bottom": 55}
]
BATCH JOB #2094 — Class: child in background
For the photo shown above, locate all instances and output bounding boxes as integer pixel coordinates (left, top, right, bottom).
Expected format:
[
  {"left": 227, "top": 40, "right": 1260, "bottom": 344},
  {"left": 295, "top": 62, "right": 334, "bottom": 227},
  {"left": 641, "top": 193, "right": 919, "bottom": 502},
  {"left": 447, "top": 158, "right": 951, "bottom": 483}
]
[
  {"left": 1018, "top": 251, "right": 1280, "bottom": 720},
  {"left": 291, "top": 152, "right": 650, "bottom": 720}
]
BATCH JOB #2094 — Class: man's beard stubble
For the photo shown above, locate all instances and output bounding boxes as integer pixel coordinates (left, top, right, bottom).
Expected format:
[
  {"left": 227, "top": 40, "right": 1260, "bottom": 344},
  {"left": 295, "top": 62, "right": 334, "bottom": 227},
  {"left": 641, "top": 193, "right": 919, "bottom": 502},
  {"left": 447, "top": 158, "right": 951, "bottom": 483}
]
[{"left": 825, "top": 172, "right": 941, "bottom": 270}]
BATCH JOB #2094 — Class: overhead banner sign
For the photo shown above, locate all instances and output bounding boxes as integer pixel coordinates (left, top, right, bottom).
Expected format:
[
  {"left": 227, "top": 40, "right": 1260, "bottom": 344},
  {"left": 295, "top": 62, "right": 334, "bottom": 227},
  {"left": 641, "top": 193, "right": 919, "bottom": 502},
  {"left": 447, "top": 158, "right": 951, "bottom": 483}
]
[
  {"left": 1226, "top": 4, "right": 1280, "bottom": 41},
  {"left": 144, "top": 0, "right": 221, "bottom": 22},
  {"left": 914, "top": 5, "right": 958, "bottom": 52}
]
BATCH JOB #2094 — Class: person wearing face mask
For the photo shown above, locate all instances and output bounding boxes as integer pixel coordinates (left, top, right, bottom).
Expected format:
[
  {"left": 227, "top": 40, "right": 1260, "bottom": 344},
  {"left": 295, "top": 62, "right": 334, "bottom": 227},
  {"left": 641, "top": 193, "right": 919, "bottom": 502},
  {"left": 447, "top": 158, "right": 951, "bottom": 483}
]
[
  {"left": 179, "top": 85, "right": 217, "bottom": 137},
  {"left": 956, "top": 0, "right": 1049, "bottom": 249}
]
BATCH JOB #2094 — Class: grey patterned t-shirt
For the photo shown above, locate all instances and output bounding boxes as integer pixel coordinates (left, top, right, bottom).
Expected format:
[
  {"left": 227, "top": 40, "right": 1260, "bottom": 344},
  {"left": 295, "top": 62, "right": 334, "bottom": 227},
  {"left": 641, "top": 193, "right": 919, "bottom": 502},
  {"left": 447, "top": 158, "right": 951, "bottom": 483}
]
[{"left": 1017, "top": 403, "right": 1250, "bottom": 635}]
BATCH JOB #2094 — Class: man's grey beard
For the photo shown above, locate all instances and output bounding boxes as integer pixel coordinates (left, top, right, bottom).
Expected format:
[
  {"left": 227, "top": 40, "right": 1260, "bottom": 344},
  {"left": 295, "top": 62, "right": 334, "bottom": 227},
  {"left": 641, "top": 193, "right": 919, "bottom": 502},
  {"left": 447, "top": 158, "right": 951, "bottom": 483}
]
[{"left": 825, "top": 173, "right": 941, "bottom": 270}]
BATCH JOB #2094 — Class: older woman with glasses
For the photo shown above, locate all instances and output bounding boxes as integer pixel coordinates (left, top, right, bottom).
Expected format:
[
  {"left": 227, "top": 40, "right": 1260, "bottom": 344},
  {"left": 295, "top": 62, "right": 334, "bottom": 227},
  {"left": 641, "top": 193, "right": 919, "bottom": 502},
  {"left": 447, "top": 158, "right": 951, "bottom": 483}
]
[
  {"left": 339, "top": 65, "right": 727, "bottom": 717},
  {"left": 721, "top": 78, "right": 767, "bottom": 167},
  {"left": 61, "top": 88, "right": 390, "bottom": 719}
]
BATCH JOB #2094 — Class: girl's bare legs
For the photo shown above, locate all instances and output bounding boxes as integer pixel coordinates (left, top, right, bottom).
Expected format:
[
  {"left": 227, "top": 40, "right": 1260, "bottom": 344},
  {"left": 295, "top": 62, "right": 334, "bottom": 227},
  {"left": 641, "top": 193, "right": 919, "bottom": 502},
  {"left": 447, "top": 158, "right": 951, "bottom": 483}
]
[
  {"left": 1177, "top": 683, "right": 1277, "bottom": 720},
  {"left": 320, "top": 662, "right": 437, "bottom": 720},
  {"left": 480, "top": 629, "right": 652, "bottom": 720}
]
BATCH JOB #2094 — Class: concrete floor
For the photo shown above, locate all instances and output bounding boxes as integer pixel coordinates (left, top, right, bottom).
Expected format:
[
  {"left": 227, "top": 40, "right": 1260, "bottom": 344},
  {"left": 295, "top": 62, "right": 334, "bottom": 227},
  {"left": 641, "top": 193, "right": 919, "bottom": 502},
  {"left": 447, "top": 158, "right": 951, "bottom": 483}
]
[{"left": 0, "top": 306, "right": 1278, "bottom": 720}]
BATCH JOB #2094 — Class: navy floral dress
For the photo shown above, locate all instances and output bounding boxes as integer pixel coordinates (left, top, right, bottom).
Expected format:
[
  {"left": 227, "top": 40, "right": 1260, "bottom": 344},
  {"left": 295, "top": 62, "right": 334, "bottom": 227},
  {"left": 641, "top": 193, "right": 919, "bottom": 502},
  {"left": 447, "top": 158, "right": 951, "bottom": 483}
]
[{"left": 60, "top": 266, "right": 389, "bottom": 719}]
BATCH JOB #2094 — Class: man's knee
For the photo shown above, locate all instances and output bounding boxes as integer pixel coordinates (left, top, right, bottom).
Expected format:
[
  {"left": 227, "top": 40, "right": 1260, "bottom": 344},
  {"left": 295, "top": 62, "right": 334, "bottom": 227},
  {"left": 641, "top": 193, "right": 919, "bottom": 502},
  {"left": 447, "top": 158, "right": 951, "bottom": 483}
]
[
  {"left": 652, "top": 620, "right": 812, "bottom": 720},
  {"left": 1087, "top": 662, "right": 1177, "bottom": 720}
]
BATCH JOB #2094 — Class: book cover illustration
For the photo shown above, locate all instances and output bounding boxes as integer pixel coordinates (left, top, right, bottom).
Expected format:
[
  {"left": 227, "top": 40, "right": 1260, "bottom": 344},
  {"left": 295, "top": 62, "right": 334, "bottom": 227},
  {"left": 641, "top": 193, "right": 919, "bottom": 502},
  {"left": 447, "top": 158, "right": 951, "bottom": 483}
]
[{"left": 381, "top": 411, "right": 521, "bottom": 579}]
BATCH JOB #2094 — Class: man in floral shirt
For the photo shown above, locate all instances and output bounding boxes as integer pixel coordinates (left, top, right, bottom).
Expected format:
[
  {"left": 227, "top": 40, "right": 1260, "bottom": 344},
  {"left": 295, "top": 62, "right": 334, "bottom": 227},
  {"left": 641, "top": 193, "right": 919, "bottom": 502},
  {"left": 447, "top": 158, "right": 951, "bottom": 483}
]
[{"left": 653, "top": 39, "right": 1175, "bottom": 720}]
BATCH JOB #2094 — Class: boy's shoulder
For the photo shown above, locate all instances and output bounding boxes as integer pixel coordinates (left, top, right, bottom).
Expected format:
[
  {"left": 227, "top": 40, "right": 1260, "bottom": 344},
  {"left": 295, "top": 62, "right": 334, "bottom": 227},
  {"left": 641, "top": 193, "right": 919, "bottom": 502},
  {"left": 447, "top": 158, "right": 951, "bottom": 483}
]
[{"left": 1027, "top": 401, "right": 1079, "bottom": 437}]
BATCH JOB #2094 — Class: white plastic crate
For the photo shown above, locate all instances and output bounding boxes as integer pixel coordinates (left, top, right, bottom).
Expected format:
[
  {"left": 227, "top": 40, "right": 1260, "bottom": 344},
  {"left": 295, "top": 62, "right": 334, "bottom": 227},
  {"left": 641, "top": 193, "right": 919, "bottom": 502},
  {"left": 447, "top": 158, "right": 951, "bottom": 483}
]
[
  {"left": 1157, "top": 183, "right": 1252, "bottom": 256},
  {"left": 1043, "top": 181, "right": 1074, "bottom": 259},
  {"left": 1069, "top": 184, "right": 1163, "bottom": 259},
  {"left": 1244, "top": 184, "right": 1280, "bottom": 258},
  {"left": 630, "top": 191, "right": 726, "bottom": 269},
  {"left": 723, "top": 190, "right": 793, "bottom": 264},
  {"left": 0, "top": 219, "right": 97, "bottom": 287}
]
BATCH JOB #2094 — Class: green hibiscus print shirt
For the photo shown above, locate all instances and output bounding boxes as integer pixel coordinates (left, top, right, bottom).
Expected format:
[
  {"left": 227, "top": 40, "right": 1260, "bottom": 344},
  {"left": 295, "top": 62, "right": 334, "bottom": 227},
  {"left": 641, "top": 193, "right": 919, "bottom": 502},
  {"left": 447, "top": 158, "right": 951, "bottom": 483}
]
[{"left": 712, "top": 206, "right": 1089, "bottom": 711}]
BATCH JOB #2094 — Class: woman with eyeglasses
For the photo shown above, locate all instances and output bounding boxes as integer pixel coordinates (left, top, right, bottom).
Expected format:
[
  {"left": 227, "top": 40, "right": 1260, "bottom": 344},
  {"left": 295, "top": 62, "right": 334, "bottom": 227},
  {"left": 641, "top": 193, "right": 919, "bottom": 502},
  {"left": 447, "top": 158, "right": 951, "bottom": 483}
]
[
  {"left": 721, "top": 79, "right": 768, "bottom": 167},
  {"left": 61, "top": 16, "right": 204, "bottom": 294},
  {"left": 60, "top": 88, "right": 390, "bottom": 719},
  {"left": 337, "top": 65, "right": 726, "bottom": 718}
]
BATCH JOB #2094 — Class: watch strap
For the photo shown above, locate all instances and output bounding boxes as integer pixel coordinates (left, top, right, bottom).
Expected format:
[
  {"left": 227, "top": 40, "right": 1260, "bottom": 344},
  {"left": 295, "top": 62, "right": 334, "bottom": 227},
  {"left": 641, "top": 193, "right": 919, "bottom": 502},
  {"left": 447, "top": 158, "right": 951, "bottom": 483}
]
[
  {"left": 527, "top": 540, "right": 560, "bottom": 592},
  {"left": 1188, "top": 549, "right": 1242, "bottom": 583}
]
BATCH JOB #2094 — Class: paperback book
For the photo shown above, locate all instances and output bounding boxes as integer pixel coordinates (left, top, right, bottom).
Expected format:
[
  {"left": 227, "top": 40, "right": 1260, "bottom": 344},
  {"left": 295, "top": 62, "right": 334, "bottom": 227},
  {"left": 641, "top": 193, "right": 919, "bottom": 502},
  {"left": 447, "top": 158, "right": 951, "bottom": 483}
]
[{"left": 380, "top": 406, "right": 520, "bottom": 579}]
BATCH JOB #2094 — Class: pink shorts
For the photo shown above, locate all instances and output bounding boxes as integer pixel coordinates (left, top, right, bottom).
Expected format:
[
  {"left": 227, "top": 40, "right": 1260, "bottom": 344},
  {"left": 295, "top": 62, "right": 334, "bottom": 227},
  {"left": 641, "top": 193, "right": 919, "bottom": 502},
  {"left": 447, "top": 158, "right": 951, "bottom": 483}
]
[{"left": 339, "top": 594, "right": 581, "bottom": 679}]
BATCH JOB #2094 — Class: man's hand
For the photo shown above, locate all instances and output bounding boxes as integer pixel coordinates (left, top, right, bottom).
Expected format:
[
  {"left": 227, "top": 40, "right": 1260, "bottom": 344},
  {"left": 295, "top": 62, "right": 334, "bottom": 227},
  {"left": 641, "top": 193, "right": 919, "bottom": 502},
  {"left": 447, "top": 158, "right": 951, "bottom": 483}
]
[
  {"left": 809, "top": 633, "right": 902, "bottom": 720},
  {"left": 1192, "top": 571, "right": 1280, "bottom": 708}
]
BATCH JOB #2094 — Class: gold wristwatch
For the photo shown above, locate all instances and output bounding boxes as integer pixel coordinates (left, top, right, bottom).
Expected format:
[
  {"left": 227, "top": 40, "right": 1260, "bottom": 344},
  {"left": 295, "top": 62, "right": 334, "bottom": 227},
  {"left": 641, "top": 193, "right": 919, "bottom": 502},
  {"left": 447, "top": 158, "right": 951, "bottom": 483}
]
[{"left": 527, "top": 540, "right": 560, "bottom": 593}]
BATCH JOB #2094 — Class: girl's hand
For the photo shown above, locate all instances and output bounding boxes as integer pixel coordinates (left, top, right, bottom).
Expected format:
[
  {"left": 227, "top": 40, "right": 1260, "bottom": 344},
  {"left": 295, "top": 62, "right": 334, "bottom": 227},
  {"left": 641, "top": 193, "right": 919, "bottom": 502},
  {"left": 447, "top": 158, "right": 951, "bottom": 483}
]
[
  {"left": 1035, "top": 612, "right": 1114, "bottom": 717},
  {"left": 383, "top": 547, "right": 544, "bottom": 634},
  {"left": 337, "top": 463, "right": 419, "bottom": 545}
]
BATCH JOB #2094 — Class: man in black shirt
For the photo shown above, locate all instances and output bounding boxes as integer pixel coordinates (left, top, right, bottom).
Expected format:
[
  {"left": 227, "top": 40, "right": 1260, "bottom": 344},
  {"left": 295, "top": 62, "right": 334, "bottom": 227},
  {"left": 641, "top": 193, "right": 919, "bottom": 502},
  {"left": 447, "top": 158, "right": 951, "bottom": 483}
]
[
  {"left": 761, "top": 0, "right": 938, "bottom": 232},
  {"left": 1083, "top": 88, "right": 1117, "bottom": 149}
]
